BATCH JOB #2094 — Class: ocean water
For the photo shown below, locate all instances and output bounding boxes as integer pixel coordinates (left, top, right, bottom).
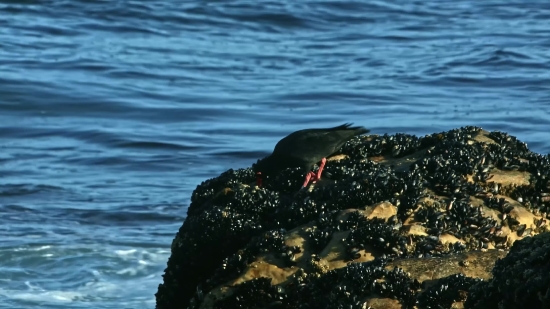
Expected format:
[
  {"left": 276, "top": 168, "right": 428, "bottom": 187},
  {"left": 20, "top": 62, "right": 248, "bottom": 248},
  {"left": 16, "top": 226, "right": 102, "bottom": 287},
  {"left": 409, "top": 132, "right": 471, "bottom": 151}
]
[{"left": 1, "top": 0, "right": 549, "bottom": 308}]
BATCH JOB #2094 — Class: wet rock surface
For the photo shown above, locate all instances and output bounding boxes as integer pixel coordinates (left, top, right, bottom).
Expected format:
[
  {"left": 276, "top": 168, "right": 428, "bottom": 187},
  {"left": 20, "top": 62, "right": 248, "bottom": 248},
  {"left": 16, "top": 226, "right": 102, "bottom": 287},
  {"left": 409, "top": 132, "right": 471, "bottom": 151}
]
[{"left": 155, "top": 127, "right": 550, "bottom": 309}]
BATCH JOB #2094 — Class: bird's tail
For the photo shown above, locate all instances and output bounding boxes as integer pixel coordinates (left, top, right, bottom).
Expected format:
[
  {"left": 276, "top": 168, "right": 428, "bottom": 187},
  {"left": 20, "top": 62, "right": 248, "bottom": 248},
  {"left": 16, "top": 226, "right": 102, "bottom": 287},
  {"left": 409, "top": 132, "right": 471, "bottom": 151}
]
[{"left": 333, "top": 123, "right": 370, "bottom": 135}]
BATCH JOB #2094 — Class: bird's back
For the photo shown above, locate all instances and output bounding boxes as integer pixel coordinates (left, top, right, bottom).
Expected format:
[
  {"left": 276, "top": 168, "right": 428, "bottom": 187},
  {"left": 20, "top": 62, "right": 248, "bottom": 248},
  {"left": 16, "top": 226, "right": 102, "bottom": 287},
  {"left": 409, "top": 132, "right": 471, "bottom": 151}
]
[{"left": 272, "top": 123, "right": 369, "bottom": 167}]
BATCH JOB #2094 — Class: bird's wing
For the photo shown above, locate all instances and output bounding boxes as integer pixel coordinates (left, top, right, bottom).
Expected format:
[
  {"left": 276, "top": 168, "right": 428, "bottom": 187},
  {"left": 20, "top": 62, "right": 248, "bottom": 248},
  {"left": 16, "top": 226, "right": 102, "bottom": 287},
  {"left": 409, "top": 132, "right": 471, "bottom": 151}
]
[{"left": 274, "top": 129, "right": 351, "bottom": 161}]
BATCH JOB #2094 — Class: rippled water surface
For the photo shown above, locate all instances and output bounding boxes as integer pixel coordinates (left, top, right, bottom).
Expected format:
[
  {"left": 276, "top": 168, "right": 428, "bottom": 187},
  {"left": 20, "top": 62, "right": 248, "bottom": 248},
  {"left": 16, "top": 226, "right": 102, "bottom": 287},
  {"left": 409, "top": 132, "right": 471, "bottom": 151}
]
[{"left": 1, "top": 0, "right": 549, "bottom": 308}]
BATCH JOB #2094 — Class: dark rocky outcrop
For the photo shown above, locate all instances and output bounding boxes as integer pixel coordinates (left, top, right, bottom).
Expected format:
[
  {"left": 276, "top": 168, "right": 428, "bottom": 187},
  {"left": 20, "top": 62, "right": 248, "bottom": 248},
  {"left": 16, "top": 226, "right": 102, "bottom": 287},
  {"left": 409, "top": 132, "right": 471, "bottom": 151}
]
[
  {"left": 465, "top": 232, "right": 550, "bottom": 309},
  {"left": 155, "top": 127, "right": 550, "bottom": 309}
]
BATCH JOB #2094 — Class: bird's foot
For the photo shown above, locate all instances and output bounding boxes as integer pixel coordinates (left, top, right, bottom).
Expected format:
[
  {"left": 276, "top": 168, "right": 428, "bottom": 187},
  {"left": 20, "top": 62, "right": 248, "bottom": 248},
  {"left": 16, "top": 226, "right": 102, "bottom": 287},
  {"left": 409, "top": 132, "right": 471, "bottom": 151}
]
[
  {"left": 315, "top": 158, "right": 327, "bottom": 181},
  {"left": 301, "top": 171, "right": 316, "bottom": 188},
  {"left": 302, "top": 158, "right": 327, "bottom": 188}
]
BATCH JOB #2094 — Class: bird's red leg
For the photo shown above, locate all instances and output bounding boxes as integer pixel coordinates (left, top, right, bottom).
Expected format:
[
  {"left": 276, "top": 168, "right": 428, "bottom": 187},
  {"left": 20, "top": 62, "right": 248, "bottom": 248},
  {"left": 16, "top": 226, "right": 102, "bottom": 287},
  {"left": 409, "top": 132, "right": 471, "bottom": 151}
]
[
  {"left": 315, "top": 158, "right": 327, "bottom": 181},
  {"left": 302, "top": 158, "right": 328, "bottom": 188},
  {"left": 302, "top": 171, "right": 315, "bottom": 188},
  {"left": 256, "top": 172, "right": 262, "bottom": 187}
]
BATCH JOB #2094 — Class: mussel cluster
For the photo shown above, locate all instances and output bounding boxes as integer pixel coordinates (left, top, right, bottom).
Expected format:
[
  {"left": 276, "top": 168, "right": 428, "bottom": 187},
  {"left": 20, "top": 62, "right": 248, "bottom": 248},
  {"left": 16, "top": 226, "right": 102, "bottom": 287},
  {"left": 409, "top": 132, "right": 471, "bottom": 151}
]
[
  {"left": 309, "top": 210, "right": 466, "bottom": 261},
  {"left": 156, "top": 127, "right": 550, "bottom": 309},
  {"left": 415, "top": 199, "right": 503, "bottom": 250},
  {"left": 418, "top": 274, "right": 482, "bottom": 309},
  {"left": 465, "top": 232, "right": 550, "bottom": 309},
  {"left": 206, "top": 228, "right": 301, "bottom": 291},
  {"left": 341, "top": 132, "right": 423, "bottom": 159},
  {"left": 214, "top": 258, "right": 421, "bottom": 309}
]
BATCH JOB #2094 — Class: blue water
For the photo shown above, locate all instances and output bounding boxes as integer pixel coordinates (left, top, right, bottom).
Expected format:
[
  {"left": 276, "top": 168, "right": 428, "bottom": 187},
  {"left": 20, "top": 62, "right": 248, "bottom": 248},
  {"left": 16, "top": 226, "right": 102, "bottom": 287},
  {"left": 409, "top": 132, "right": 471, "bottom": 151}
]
[{"left": 1, "top": 0, "right": 549, "bottom": 308}]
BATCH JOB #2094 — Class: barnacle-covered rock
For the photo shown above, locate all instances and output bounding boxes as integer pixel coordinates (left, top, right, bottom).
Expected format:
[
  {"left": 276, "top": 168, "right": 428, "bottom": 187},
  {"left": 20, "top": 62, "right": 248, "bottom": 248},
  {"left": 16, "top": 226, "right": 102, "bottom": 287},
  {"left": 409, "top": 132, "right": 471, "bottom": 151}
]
[{"left": 156, "top": 128, "right": 550, "bottom": 309}]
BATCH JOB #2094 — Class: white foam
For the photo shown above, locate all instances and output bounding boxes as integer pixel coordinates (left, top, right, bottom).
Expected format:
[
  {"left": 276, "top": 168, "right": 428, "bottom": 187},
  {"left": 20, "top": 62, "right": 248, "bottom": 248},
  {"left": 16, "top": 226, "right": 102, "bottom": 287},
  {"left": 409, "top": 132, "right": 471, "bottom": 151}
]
[
  {"left": 13, "top": 245, "right": 51, "bottom": 252},
  {"left": 1, "top": 279, "right": 122, "bottom": 304},
  {"left": 116, "top": 267, "right": 139, "bottom": 276},
  {"left": 82, "top": 280, "right": 119, "bottom": 294},
  {"left": 1, "top": 246, "right": 168, "bottom": 308},
  {"left": 114, "top": 249, "right": 137, "bottom": 256},
  {"left": 1, "top": 282, "right": 84, "bottom": 303},
  {"left": 6, "top": 290, "right": 83, "bottom": 303}
]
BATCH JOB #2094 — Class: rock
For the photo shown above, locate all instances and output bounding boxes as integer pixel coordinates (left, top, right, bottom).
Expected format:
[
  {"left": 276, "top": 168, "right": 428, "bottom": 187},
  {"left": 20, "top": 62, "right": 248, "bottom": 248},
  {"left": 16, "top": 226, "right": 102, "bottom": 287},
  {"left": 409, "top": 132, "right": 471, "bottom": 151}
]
[
  {"left": 465, "top": 232, "right": 550, "bottom": 309},
  {"left": 155, "top": 127, "right": 550, "bottom": 309}
]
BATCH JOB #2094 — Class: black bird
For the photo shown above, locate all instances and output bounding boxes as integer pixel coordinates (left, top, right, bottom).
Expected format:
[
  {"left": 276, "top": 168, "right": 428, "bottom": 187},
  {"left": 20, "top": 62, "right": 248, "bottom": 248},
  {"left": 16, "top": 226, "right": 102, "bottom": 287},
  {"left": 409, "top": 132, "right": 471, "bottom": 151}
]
[{"left": 253, "top": 123, "right": 370, "bottom": 188}]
